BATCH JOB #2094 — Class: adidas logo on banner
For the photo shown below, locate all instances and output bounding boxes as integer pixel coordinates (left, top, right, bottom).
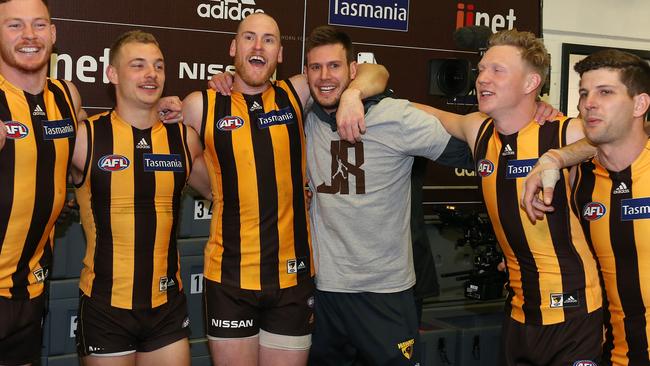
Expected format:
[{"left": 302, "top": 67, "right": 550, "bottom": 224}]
[
  {"left": 136, "top": 138, "right": 151, "bottom": 150},
  {"left": 502, "top": 144, "right": 515, "bottom": 156},
  {"left": 249, "top": 101, "right": 263, "bottom": 112},
  {"left": 613, "top": 182, "right": 630, "bottom": 194},
  {"left": 33, "top": 104, "right": 45, "bottom": 116}
]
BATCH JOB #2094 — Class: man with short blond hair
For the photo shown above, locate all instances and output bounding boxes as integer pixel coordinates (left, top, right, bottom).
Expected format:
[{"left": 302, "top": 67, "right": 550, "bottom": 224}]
[
  {"left": 0, "top": 0, "right": 84, "bottom": 364},
  {"left": 415, "top": 29, "right": 603, "bottom": 365},
  {"left": 72, "top": 29, "right": 210, "bottom": 366}
]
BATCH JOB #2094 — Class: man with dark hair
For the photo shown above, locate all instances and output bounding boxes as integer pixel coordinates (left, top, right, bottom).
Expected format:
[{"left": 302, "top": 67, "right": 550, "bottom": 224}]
[
  {"left": 71, "top": 29, "right": 210, "bottom": 366},
  {"left": 414, "top": 29, "right": 604, "bottom": 365},
  {"left": 184, "top": 13, "right": 388, "bottom": 366},
  {"left": 303, "top": 25, "right": 473, "bottom": 366},
  {"left": 0, "top": 0, "right": 84, "bottom": 364},
  {"left": 522, "top": 49, "right": 650, "bottom": 365}
]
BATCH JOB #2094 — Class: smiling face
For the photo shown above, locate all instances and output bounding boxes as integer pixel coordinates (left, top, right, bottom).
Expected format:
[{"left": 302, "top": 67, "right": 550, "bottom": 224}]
[
  {"left": 0, "top": 0, "right": 55, "bottom": 75},
  {"left": 578, "top": 68, "right": 639, "bottom": 146},
  {"left": 305, "top": 43, "right": 356, "bottom": 113},
  {"left": 107, "top": 42, "right": 165, "bottom": 108},
  {"left": 476, "top": 45, "right": 539, "bottom": 119},
  {"left": 230, "top": 13, "right": 282, "bottom": 93}
]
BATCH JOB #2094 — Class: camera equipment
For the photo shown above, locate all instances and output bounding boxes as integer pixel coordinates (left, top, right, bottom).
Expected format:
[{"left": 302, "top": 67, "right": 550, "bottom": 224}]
[{"left": 437, "top": 206, "right": 506, "bottom": 300}]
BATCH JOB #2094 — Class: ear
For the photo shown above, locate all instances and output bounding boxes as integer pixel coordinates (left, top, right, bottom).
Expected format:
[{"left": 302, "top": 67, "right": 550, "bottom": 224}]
[
  {"left": 277, "top": 45, "right": 283, "bottom": 64},
  {"left": 524, "top": 72, "right": 542, "bottom": 95},
  {"left": 632, "top": 93, "right": 650, "bottom": 118},
  {"left": 106, "top": 64, "right": 118, "bottom": 85},
  {"left": 50, "top": 23, "right": 56, "bottom": 44},
  {"left": 229, "top": 39, "right": 236, "bottom": 58},
  {"left": 349, "top": 61, "right": 358, "bottom": 80}
]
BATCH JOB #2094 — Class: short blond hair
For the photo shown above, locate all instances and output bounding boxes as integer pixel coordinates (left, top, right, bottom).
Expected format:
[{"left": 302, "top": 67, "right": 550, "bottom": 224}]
[
  {"left": 109, "top": 30, "right": 160, "bottom": 66},
  {"left": 488, "top": 29, "right": 549, "bottom": 91}
]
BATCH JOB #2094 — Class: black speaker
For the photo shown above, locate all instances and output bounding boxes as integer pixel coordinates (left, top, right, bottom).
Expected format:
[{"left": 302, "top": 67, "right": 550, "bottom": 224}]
[{"left": 428, "top": 59, "right": 473, "bottom": 97}]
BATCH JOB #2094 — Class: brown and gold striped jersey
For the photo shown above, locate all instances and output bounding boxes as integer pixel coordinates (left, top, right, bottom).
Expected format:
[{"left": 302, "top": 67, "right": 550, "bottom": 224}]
[
  {"left": 0, "top": 75, "right": 77, "bottom": 299},
  {"left": 571, "top": 140, "right": 650, "bottom": 365},
  {"left": 76, "top": 111, "right": 190, "bottom": 309},
  {"left": 201, "top": 80, "right": 313, "bottom": 291},
  {"left": 474, "top": 117, "right": 602, "bottom": 325}
]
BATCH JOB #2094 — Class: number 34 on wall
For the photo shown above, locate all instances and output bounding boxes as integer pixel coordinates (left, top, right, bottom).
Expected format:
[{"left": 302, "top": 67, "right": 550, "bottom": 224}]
[{"left": 194, "top": 199, "right": 213, "bottom": 220}]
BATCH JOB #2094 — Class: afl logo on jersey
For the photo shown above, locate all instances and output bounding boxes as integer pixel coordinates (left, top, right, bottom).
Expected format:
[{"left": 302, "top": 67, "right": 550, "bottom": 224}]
[
  {"left": 477, "top": 159, "right": 494, "bottom": 177},
  {"left": 573, "top": 361, "right": 597, "bottom": 366},
  {"left": 98, "top": 155, "right": 130, "bottom": 172},
  {"left": 582, "top": 202, "right": 606, "bottom": 221},
  {"left": 217, "top": 116, "right": 244, "bottom": 131},
  {"left": 5, "top": 121, "right": 29, "bottom": 139}
]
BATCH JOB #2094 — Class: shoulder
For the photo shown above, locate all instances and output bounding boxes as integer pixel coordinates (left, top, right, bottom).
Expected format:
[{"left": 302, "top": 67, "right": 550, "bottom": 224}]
[
  {"left": 368, "top": 97, "right": 409, "bottom": 116},
  {"left": 86, "top": 110, "right": 111, "bottom": 124}
]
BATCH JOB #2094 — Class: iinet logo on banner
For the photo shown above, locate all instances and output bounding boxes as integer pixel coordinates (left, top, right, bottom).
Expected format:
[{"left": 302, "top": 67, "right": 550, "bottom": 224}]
[
  {"left": 456, "top": 2, "right": 517, "bottom": 32},
  {"left": 197, "top": 0, "right": 264, "bottom": 21}
]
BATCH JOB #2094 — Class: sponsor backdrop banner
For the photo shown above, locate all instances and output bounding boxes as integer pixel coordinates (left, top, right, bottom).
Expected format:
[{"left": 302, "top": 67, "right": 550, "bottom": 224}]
[{"left": 49, "top": 0, "right": 540, "bottom": 207}]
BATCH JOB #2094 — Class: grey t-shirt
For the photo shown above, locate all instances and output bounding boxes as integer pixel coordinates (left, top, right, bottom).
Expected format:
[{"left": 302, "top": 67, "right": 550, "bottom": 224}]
[{"left": 305, "top": 97, "right": 453, "bottom": 293}]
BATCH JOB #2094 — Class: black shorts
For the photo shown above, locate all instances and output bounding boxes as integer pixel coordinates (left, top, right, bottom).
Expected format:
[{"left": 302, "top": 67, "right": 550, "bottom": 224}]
[
  {"left": 76, "top": 292, "right": 190, "bottom": 356},
  {"left": 309, "top": 289, "right": 421, "bottom": 366},
  {"left": 501, "top": 309, "right": 603, "bottom": 366},
  {"left": 0, "top": 294, "right": 46, "bottom": 366},
  {"left": 204, "top": 278, "right": 315, "bottom": 339}
]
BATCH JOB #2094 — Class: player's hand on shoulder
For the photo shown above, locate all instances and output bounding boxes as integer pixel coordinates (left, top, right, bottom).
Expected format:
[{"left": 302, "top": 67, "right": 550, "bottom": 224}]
[
  {"left": 533, "top": 100, "right": 563, "bottom": 125},
  {"left": 158, "top": 96, "right": 183, "bottom": 124},
  {"left": 521, "top": 156, "right": 560, "bottom": 223},
  {"left": 209, "top": 72, "right": 234, "bottom": 96},
  {"left": 336, "top": 88, "right": 365, "bottom": 143}
]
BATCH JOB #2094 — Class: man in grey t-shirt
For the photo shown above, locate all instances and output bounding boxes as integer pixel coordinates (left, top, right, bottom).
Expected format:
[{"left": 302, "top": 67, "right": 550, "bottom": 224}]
[{"left": 304, "top": 26, "right": 472, "bottom": 366}]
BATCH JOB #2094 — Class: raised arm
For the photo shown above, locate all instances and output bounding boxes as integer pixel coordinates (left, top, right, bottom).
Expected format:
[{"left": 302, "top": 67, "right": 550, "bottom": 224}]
[{"left": 410, "top": 103, "right": 486, "bottom": 155}]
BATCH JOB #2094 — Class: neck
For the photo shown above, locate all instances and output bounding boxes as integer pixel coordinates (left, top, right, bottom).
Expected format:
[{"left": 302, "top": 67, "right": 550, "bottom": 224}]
[
  {"left": 114, "top": 98, "right": 159, "bottom": 130},
  {"left": 490, "top": 97, "right": 537, "bottom": 135},
  {"left": 322, "top": 105, "right": 337, "bottom": 114},
  {"left": 232, "top": 73, "right": 271, "bottom": 95},
  {"left": 0, "top": 64, "right": 47, "bottom": 95},
  {"left": 597, "top": 125, "right": 648, "bottom": 172}
]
